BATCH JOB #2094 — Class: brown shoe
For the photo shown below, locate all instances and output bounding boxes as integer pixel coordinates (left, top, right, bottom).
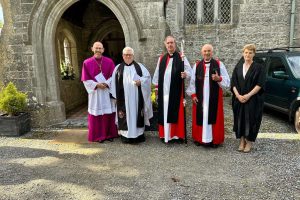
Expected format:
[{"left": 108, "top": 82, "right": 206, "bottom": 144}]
[
  {"left": 238, "top": 137, "right": 245, "bottom": 152},
  {"left": 243, "top": 141, "right": 252, "bottom": 153}
]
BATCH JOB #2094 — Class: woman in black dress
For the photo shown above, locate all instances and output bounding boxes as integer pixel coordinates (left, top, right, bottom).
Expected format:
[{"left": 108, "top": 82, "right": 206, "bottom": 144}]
[{"left": 231, "top": 44, "right": 266, "bottom": 153}]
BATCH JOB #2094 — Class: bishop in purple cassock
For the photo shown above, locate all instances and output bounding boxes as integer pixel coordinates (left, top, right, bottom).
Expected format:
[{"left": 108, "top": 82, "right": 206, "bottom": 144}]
[{"left": 81, "top": 41, "right": 118, "bottom": 143}]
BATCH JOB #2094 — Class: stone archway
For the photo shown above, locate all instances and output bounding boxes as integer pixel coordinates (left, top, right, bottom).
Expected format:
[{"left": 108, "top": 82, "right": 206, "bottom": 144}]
[
  {"left": 30, "top": 0, "right": 144, "bottom": 125},
  {"left": 90, "top": 19, "right": 125, "bottom": 65}
]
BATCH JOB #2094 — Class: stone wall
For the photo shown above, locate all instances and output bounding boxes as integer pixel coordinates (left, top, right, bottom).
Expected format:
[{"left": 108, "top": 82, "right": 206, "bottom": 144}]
[
  {"left": 128, "top": 0, "right": 167, "bottom": 74},
  {"left": 0, "top": 0, "right": 299, "bottom": 127},
  {"left": 294, "top": 0, "right": 300, "bottom": 46},
  {"left": 166, "top": 0, "right": 292, "bottom": 74},
  {"left": 0, "top": 0, "right": 34, "bottom": 93}
]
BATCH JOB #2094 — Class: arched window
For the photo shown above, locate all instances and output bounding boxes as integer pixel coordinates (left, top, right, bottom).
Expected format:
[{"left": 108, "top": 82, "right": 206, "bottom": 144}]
[
  {"left": 60, "top": 37, "right": 75, "bottom": 80},
  {"left": 0, "top": 4, "right": 4, "bottom": 35},
  {"left": 63, "top": 38, "right": 72, "bottom": 65},
  {"left": 184, "top": 0, "right": 232, "bottom": 25}
]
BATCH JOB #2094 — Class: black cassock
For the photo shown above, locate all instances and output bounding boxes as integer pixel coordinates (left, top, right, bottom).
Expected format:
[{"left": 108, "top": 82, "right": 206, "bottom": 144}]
[{"left": 231, "top": 62, "right": 266, "bottom": 141}]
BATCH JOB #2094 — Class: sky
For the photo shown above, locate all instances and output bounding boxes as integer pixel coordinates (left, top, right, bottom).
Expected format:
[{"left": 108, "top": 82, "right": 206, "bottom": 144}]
[{"left": 0, "top": 5, "right": 3, "bottom": 23}]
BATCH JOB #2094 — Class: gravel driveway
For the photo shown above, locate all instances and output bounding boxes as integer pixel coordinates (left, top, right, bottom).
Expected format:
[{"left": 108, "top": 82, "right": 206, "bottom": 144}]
[{"left": 0, "top": 98, "right": 299, "bottom": 200}]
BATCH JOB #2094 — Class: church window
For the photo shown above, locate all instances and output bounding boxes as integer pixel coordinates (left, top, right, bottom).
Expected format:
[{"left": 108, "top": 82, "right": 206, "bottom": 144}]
[
  {"left": 60, "top": 37, "right": 75, "bottom": 80},
  {"left": 203, "top": 0, "right": 214, "bottom": 24},
  {"left": 219, "top": 0, "right": 231, "bottom": 24},
  {"left": 0, "top": 4, "right": 4, "bottom": 35},
  {"left": 63, "top": 38, "right": 72, "bottom": 65},
  {"left": 184, "top": 0, "right": 197, "bottom": 25},
  {"left": 184, "top": 0, "right": 232, "bottom": 25}
]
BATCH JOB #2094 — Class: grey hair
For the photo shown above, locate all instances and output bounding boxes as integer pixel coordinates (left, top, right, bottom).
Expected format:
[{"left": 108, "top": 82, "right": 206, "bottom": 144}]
[{"left": 122, "top": 47, "right": 134, "bottom": 55}]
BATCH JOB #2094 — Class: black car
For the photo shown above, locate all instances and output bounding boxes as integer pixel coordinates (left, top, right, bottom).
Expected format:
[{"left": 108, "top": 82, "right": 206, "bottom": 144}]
[{"left": 236, "top": 47, "right": 300, "bottom": 133}]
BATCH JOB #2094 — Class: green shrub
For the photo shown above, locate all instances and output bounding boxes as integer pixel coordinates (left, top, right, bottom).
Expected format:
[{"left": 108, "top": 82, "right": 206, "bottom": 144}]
[
  {"left": 151, "top": 84, "right": 158, "bottom": 111},
  {"left": 0, "top": 82, "right": 27, "bottom": 116}
]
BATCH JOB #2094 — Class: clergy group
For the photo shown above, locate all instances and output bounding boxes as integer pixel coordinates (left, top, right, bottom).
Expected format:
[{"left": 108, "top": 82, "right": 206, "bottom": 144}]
[{"left": 82, "top": 37, "right": 266, "bottom": 152}]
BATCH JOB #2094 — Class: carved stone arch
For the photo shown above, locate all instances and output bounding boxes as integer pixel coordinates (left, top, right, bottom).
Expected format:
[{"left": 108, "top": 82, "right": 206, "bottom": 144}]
[
  {"left": 61, "top": 28, "right": 77, "bottom": 48},
  {"left": 89, "top": 19, "right": 123, "bottom": 47},
  {"left": 30, "top": 0, "right": 144, "bottom": 125}
]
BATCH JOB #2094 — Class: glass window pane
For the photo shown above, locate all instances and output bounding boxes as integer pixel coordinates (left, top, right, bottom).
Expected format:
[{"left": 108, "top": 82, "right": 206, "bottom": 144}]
[
  {"left": 185, "top": 0, "right": 197, "bottom": 25},
  {"left": 203, "top": 0, "right": 214, "bottom": 24},
  {"left": 220, "top": 0, "right": 231, "bottom": 24},
  {"left": 288, "top": 55, "right": 300, "bottom": 79}
]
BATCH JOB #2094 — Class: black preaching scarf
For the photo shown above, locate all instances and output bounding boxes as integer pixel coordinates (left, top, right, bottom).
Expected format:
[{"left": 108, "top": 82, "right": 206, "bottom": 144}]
[
  {"left": 195, "top": 59, "right": 220, "bottom": 125},
  {"left": 157, "top": 51, "right": 183, "bottom": 125},
  {"left": 115, "top": 61, "right": 144, "bottom": 130}
]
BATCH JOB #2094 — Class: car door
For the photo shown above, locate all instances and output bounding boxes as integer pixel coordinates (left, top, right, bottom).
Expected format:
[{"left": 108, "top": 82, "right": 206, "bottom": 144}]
[{"left": 265, "top": 55, "right": 291, "bottom": 112}]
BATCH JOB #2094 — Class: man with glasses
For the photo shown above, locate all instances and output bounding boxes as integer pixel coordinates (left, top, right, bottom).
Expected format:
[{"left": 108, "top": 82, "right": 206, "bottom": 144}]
[
  {"left": 111, "top": 47, "right": 153, "bottom": 144},
  {"left": 81, "top": 41, "right": 118, "bottom": 143}
]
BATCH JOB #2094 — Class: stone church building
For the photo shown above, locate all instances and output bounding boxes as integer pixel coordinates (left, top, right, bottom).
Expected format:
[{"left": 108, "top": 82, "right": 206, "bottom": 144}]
[{"left": 0, "top": 0, "right": 299, "bottom": 127}]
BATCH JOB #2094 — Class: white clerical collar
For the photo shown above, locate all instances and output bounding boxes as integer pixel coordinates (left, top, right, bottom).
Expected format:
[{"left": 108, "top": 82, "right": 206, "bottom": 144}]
[
  {"left": 204, "top": 59, "right": 211, "bottom": 64},
  {"left": 125, "top": 62, "right": 133, "bottom": 66}
]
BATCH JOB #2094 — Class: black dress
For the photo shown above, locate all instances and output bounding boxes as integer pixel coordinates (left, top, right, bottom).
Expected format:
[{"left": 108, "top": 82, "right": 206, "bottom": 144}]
[{"left": 231, "top": 62, "right": 266, "bottom": 141}]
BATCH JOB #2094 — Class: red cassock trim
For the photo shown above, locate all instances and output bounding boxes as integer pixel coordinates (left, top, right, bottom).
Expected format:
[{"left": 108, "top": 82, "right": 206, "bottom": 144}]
[
  {"left": 192, "top": 64, "right": 225, "bottom": 145},
  {"left": 192, "top": 89, "right": 224, "bottom": 144},
  {"left": 158, "top": 84, "right": 185, "bottom": 139},
  {"left": 211, "top": 88, "right": 225, "bottom": 144}
]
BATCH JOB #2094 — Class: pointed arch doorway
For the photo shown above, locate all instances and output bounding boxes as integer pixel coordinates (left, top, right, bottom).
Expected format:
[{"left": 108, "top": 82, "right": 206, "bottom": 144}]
[
  {"left": 55, "top": 0, "right": 125, "bottom": 122},
  {"left": 31, "top": 0, "right": 142, "bottom": 125}
]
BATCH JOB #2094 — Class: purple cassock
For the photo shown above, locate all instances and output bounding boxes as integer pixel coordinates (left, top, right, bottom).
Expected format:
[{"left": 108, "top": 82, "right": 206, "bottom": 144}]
[{"left": 81, "top": 56, "right": 118, "bottom": 142}]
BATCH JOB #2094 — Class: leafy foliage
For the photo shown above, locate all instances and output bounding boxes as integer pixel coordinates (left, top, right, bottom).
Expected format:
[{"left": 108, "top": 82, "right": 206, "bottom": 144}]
[
  {"left": 0, "top": 82, "right": 27, "bottom": 116},
  {"left": 60, "top": 61, "right": 75, "bottom": 80},
  {"left": 151, "top": 84, "right": 158, "bottom": 111}
]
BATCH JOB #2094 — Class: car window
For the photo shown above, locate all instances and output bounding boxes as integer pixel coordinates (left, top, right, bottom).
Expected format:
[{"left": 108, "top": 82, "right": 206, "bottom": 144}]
[
  {"left": 268, "top": 57, "right": 287, "bottom": 77},
  {"left": 253, "top": 56, "right": 267, "bottom": 67},
  {"left": 287, "top": 55, "right": 300, "bottom": 79}
]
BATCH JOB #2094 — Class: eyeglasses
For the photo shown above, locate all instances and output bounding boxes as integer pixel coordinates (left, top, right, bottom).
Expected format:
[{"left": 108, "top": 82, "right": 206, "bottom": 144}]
[{"left": 123, "top": 54, "right": 133, "bottom": 57}]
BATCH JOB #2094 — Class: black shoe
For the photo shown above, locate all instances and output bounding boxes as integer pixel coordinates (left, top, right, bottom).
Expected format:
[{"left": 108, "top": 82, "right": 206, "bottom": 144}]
[
  {"left": 194, "top": 141, "right": 201, "bottom": 146},
  {"left": 176, "top": 138, "right": 184, "bottom": 144},
  {"left": 209, "top": 143, "right": 219, "bottom": 148},
  {"left": 107, "top": 138, "right": 114, "bottom": 142}
]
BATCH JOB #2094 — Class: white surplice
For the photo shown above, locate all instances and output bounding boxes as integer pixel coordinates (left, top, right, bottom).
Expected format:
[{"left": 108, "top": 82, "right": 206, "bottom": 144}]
[
  {"left": 111, "top": 63, "right": 153, "bottom": 139},
  {"left": 186, "top": 61, "right": 230, "bottom": 143},
  {"left": 83, "top": 76, "right": 115, "bottom": 116},
  {"left": 152, "top": 56, "right": 192, "bottom": 143}
]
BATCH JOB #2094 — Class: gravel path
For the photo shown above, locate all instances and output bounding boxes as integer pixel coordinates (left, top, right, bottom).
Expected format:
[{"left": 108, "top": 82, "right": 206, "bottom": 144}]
[{"left": 0, "top": 98, "right": 299, "bottom": 200}]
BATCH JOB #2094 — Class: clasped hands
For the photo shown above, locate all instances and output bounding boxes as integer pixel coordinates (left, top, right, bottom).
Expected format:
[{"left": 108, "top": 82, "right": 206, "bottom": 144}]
[
  {"left": 96, "top": 83, "right": 108, "bottom": 89},
  {"left": 134, "top": 80, "right": 141, "bottom": 86},
  {"left": 236, "top": 93, "right": 251, "bottom": 103}
]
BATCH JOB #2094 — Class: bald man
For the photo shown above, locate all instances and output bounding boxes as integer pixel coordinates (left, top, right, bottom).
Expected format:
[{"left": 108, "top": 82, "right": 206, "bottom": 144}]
[
  {"left": 81, "top": 41, "right": 118, "bottom": 143},
  {"left": 187, "top": 44, "right": 230, "bottom": 147}
]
